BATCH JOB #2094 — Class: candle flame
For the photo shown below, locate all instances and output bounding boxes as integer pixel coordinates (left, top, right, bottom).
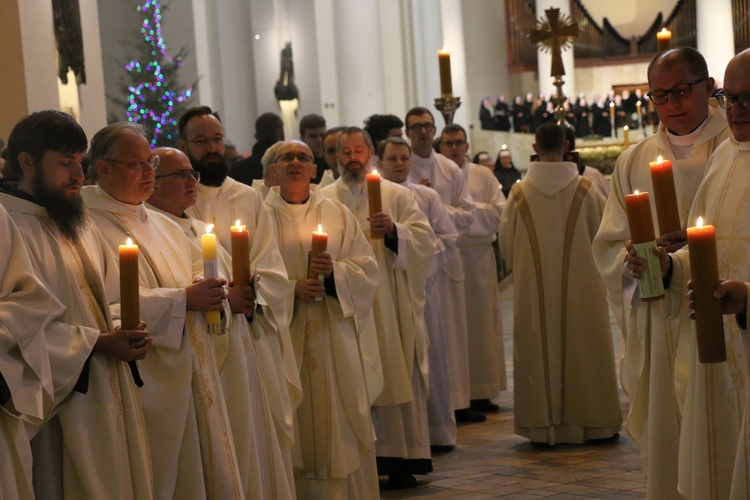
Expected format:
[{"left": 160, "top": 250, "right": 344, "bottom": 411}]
[
  {"left": 624, "top": 125, "right": 629, "bottom": 131},
  {"left": 439, "top": 47, "right": 448, "bottom": 53},
  {"left": 126, "top": 237, "right": 133, "bottom": 246},
  {"left": 661, "top": 28, "right": 669, "bottom": 34},
  {"left": 634, "top": 189, "right": 640, "bottom": 195},
  {"left": 697, "top": 217, "right": 704, "bottom": 228},
  {"left": 657, "top": 155, "right": 663, "bottom": 163},
  {"left": 317, "top": 224, "right": 323, "bottom": 234},
  {"left": 235, "top": 219, "right": 241, "bottom": 226},
  {"left": 371, "top": 169, "right": 380, "bottom": 176},
  {"left": 206, "top": 224, "right": 214, "bottom": 234},
  {"left": 501, "top": 144, "right": 508, "bottom": 150},
  {"left": 610, "top": 102, "right": 615, "bottom": 107}
]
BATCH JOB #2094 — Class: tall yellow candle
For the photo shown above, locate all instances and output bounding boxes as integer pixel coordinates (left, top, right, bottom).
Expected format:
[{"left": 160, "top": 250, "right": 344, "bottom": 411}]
[
  {"left": 438, "top": 48, "right": 453, "bottom": 97},
  {"left": 201, "top": 224, "right": 222, "bottom": 334},
  {"left": 623, "top": 125, "right": 630, "bottom": 147},
  {"left": 119, "top": 238, "right": 140, "bottom": 330}
]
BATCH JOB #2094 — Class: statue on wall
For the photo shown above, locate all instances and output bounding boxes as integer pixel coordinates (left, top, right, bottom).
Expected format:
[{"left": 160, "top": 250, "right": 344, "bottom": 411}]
[
  {"left": 274, "top": 42, "right": 299, "bottom": 101},
  {"left": 52, "top": 0, "right": 87, "bottom": 84}
]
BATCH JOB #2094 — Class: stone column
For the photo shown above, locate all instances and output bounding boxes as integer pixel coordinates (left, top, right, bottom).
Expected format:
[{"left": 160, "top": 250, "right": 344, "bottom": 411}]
[{"left": 697, "top": 0, "right": 734, "bottom": 86}]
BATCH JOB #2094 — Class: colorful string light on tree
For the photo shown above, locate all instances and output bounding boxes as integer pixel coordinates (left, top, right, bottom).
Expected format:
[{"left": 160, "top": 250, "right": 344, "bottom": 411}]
[{"left": 123, "top": 0, "right": 193, "bottom": 146}]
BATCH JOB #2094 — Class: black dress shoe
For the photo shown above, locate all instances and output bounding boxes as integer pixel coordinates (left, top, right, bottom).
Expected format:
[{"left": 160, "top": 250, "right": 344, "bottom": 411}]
[
  {"left": 455, "top": 408, "right": 486, "bottom": 423},
  {"left": 470, "top": 399, "right": 500, "bottom": 413},
  {"left": 430, "top": 444, "right": 456, "bottom": 453},
  {"left": 388, "top": 473, "right": 418, "bottom": 489}
]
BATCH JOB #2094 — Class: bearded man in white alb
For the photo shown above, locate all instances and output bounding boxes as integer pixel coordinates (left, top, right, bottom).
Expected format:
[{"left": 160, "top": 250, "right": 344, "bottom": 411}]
[
  {"left": 82, "top": 122, "right": 242, "bottom": 499},
  {"left": 320, "top": 127, "right": 435, "bottom": 489},
  {"left": 146, "top": 146, "right": 295, "bottom": 499},
  {"left": 0, "top": 110, "right": 154, "bottom": 499},
  {"left": 0, "top": 203, "right": 82, "bottom": 499},
  {"left": 178, "top": 106, "right": 302, "bottom": 483}
]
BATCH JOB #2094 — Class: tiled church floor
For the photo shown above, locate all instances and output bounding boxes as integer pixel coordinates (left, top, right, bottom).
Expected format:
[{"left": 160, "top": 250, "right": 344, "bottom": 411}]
[{"left": 380, "top": 281, "right": 646, "bottom": 499}]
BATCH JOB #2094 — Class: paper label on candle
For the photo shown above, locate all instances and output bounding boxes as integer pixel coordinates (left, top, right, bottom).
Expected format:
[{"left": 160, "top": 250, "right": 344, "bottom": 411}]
[
  {"left": 632, "top": 241, "right": 665, "bottom": 299},
  {"left": 204, "top": 259, "right": 218, "bottom": 280}
]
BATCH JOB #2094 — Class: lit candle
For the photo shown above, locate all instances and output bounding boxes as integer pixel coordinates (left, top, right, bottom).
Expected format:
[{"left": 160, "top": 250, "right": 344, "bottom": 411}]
[
  {"left": 624, "top": 190, "right": 665, "bottom": 301},
  {"left": 201, "top": 224, "right": 222, "bottom": 334},
  {"left": 609, "top": 101, "right": 616, "bottom": 138},
  {"left": 309, "top": 225, "right": 329, "bottom": 302},
  {"left": 623, "top": 125, "right": 630, "bottom": 147},
  {"left": 437, "top": 48, "right": 453, "bottom": 97},
  {"left": 230, "top": 220, "right": 250, "bottom": 286},
  {"left": 657, "top": 28, "right": 672, "bottom": 52},
  {"left": 636, "top": 100, "right": 644, "bottom": 135},
  {"left": 687, "top": 217, "right": 726, "bottom": 363},
  {"left": 366, "top": 169, "right": 384, "bottom": 239},
  {"left": 119, "top": 238, "right": 140, "bottom": 330},
  {"left": 649, "top": 156, "right": 681, "bottom": 235}
]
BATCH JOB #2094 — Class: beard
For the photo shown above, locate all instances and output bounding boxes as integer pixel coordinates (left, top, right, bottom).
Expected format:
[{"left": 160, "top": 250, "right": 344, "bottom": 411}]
[
  {"left": 33, "top": 172, "right": 86, "bottom": 242},
  {"left": 341, "top": 162, "right": 367, "bottom": 186},
  {"left": 187, "top": 150, "right": 228, "bottom": 187}
]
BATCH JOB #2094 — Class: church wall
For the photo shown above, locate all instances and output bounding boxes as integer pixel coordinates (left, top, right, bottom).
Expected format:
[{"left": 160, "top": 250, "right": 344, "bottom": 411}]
[{"left": 461, "top": 0, "right": 509, "bottom": 131}]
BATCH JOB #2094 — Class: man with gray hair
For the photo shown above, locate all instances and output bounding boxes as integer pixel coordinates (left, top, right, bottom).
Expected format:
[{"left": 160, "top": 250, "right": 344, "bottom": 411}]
[{"left": 82, "top": 121, "right": 241, "bottom": 498}]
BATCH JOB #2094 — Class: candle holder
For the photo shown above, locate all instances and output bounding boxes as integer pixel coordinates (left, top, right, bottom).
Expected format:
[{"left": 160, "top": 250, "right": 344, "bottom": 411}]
[
  {"left": 434, "top": 95, "right": 462, "bottom": 125},
  {"left": 550, "top": 75, "right": 568, "bottom": 127}
]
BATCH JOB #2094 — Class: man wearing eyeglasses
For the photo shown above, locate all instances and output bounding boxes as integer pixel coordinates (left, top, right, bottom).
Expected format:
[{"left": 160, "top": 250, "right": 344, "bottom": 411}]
[
  {"left": 439, "top": 123, "right": 508, "bottom": 422},
  {"left": 662, "top": 48, "right": 750, "bottom": 499},
  {"left": 177, "top": 106, "right": 303, "bottom": 494},
  {"left": 146, "top": 147, "right": 296, "bottom": 499},
  {"left": 264, "top": 139, "right": 382, "bottom": 498},
  {"left": 593, "top": 47, "right": 731, "bottom": 499},
  {"left": 82, "top": 122, "right": 244, "bottom": 498}
]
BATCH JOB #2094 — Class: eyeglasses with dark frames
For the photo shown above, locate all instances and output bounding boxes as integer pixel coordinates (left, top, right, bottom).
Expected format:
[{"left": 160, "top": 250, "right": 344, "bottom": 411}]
[
  {"left": 715, "top": 89, "right": 750, "bottom": 111},
  {"left": 646, "top": 78, "right": 708, "bottom": 105}
]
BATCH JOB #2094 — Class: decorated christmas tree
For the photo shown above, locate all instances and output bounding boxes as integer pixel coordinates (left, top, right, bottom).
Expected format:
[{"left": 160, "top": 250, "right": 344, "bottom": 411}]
[{"left": 111, "top": 0, "right": 194, "bottom": 146}]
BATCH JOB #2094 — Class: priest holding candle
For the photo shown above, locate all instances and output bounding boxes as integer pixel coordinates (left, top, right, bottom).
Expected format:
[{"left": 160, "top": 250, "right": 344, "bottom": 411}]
[
  {"left": 146, "top": 146, "right": 296, "bottom": 499},
  {"left": 320, "top": 127, "right": 436, "bottom": 489},
  {"left": 265, "top": 139, "right": 383, "bottom": 498},
  {"left": 0, "top": 111, "right": 153, "bottom": 499},
  {"left": 660, "top": 49, "right": 750, "bottom": 499},
  {"left": 177, "top": 106, "right": 303, "bottom": 483},
  {"left": 593, "top": 47, "right": 730, "bottom": 499},
  {"left": 82, "top": 122, "right": 244, "bottom": 499}
]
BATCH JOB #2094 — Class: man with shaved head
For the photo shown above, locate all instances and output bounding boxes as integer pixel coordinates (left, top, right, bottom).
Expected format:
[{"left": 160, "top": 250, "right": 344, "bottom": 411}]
[
  {"left": 662, "top": 48, "right": 750, "bottom": 499},
  {"left": 593, "top": 47, "right": 731, "bottom": 498},
  {"left": 146, "top": 147, "right": 295, "bottom": 498}
]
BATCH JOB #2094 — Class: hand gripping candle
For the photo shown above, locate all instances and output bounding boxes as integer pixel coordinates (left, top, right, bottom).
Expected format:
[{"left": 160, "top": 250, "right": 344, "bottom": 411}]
[
  {"left": 687, "top": 217, "right": 726, "bottom": 363},
  {"left": 309, "top": 224, "right": 329, "bottom": 302},
  {"left": 201, "top": 224, "right": 222, "bottom": 334},
  {"left": 624, "top": 190, "right": 665, "bottom": 301}
]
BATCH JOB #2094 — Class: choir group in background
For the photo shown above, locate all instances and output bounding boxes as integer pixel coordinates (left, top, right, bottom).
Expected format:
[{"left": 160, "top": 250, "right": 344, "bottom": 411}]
[{"left": 4, "top": 45, "right": 750, "bottom": 500}]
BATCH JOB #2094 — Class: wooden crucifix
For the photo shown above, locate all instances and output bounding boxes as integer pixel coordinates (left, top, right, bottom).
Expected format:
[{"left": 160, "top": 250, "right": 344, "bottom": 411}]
[{"left": 528, "top": 8, "right": 580, "bottom": 77}]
